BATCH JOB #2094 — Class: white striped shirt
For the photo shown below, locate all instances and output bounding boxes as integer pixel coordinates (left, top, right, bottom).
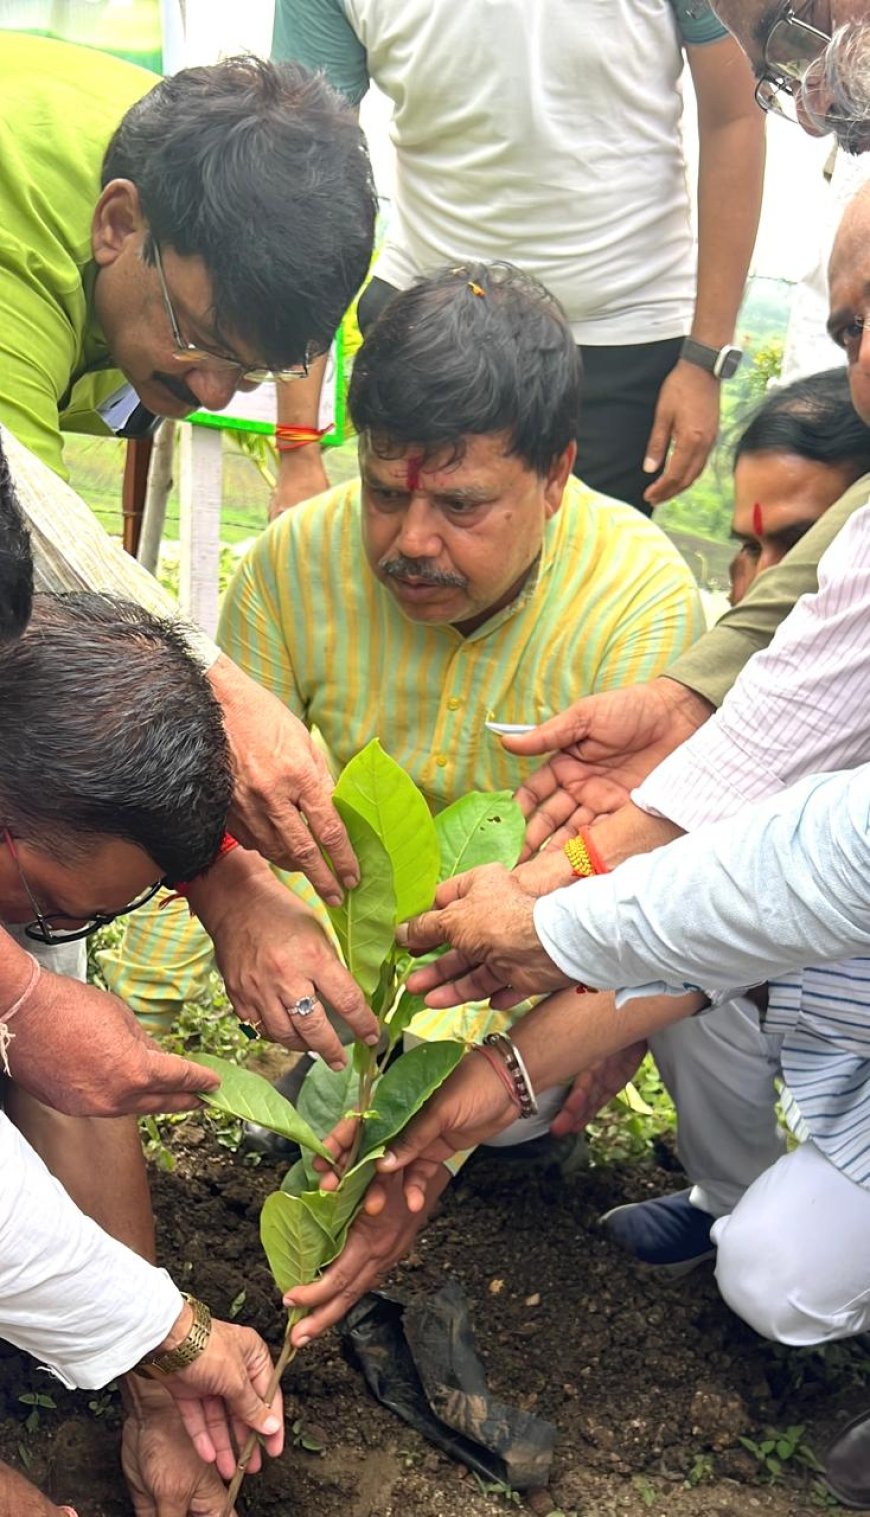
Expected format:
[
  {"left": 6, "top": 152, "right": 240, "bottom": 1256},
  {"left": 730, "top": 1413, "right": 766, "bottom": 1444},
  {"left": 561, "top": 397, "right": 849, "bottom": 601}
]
[{"left": 570, "top": 500, "right": 870, "bottom": 1185}]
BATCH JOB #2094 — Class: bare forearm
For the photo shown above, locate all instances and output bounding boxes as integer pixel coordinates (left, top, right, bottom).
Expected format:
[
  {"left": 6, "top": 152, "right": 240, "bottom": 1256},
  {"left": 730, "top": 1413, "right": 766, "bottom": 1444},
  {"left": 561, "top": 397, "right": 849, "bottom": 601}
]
[
  {"left": 511, "top": 987, "right": 702, "bottom": 1090},
  {"left": 5, "top": 1086, "right": 156, "bottom": 1259},
  {"left": 691, "top": 52, "right": 765, "bottom": 346},
  {"left": 587, "top": 802, "right": 684, "bottom": 871},
  {"left": 0, "top": 1462, "right": 68, "bottom": 1516}
]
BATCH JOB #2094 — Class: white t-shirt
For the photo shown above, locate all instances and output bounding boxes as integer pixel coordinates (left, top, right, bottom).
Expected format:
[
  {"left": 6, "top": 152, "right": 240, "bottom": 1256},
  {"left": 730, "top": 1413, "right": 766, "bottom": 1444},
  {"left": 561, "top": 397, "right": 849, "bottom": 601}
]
[{"left": 274, "top": 0, "right": 727, "bottom": 344}]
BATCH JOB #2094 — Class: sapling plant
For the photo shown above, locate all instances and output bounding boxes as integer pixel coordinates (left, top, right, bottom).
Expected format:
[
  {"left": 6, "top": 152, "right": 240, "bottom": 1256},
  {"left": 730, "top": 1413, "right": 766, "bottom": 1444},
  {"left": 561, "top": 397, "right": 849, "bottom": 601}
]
[{"left": 192, "top": 740, "right": 524, "bottom": 1514}]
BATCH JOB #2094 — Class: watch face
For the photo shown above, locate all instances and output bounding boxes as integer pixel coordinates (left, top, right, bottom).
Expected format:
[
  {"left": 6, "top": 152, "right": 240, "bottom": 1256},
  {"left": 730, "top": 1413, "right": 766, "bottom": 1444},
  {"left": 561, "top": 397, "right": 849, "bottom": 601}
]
[{"left": 716, "top": 346, "right": 743, "bottom": 380}]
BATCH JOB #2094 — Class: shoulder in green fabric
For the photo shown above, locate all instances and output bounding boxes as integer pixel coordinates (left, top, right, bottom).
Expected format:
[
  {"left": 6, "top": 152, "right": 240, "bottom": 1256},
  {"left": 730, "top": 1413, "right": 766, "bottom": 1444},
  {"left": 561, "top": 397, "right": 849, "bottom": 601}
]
[
  {"left": 667, "top": 0, "right": 729, "bottom": 44},
  {"left": 0, "top": 35, "right": 156, "bottom": 464},
  {"left": 271, "top": 0, "right": 369, "bottom": 106}
]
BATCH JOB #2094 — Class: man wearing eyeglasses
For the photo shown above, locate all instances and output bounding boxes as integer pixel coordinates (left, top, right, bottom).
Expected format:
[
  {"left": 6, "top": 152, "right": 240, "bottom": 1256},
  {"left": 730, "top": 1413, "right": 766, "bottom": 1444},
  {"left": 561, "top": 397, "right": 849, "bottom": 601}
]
[
  {"left": 0, "top": 34, "right": 374, "bottom": 477},
  {"left": 0, "top": 33, "right": 394, "bottom": 1025},
  {"left": 713, "top": 2, "right": 870, "bottom": 152}
]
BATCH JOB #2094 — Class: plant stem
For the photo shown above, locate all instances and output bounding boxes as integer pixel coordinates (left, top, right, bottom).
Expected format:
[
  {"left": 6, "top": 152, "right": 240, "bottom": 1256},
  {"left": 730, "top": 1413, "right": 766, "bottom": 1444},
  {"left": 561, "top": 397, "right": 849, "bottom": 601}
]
[
  {"left": 221, "top": 1312, "right": 299, "bottom": 1517},
  {"left": 347, "top": 1044, "right": 377, "bottom": 1172}
]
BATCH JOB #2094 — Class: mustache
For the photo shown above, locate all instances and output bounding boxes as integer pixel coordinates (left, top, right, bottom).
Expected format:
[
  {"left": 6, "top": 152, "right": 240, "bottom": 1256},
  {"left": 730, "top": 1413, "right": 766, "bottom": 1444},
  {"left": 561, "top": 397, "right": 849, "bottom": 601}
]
[
  {"left": 152, "top": 371, "right": 200, "bottom": 409},
  {"left": 379, "top": 554, "right": 468, "bottom": 589}
]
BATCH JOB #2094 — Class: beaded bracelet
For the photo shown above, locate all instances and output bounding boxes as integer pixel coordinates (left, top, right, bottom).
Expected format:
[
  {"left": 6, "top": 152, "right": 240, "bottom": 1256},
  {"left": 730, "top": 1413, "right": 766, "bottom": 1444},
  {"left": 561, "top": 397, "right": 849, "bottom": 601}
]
[
  {"left": 475, "top": 1042, "right": 523, "bottom": 1112},
  {"left": 481, "top": 1031, "right": 538, "bottom": 1118},
  {"left": 564, "top": 826, "right": 610, "bottom": 879}
]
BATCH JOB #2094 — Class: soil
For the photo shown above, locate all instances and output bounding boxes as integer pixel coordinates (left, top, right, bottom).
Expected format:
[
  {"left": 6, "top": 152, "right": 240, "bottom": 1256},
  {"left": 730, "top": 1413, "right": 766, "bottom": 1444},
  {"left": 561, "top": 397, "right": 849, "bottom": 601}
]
[{"left": 2, "top": 1124, "right": 867, "bottom": 1517}]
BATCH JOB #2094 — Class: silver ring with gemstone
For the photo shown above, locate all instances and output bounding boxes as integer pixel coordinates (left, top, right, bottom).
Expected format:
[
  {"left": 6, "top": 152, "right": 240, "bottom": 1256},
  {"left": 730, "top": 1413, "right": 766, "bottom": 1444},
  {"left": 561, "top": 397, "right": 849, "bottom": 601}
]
[{"left": 285, "top": 994, "right": 320, "bottom": 1018}]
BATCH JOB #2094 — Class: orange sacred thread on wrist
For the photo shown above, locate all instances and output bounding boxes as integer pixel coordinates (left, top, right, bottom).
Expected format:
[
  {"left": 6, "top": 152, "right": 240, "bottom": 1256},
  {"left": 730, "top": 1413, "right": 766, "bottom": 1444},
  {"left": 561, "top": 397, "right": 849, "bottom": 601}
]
[
  {"left": 275, "top": 423, "right": 331, "bottom": 453},
  {"left": 578, "top": 825, "right": 609, "bottom": 876}
]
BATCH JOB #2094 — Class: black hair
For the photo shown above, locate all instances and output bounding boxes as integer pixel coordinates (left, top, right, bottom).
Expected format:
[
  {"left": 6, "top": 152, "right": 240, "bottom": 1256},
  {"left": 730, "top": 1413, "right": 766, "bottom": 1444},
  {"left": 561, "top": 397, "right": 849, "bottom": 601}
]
[
  {"left": 0, "top": 434, "right": 33, "bottom": 645},
  {"left": 348, "top": 262, "right": 582, "bottom": 475},
  {"left": 0, "top": 594, "right": 231, "bottom": 881},
  {"left": 735, "top": 368, "right": 870, "bottom": 476},
  {"left": 102, "top": 56, "right": 376, "bottom": 367}
]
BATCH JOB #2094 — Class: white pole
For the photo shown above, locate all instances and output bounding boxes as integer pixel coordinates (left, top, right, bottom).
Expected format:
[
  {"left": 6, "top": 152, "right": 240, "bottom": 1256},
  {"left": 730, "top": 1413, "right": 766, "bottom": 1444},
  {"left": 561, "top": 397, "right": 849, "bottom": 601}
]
[{"left": 178, "top": 425, "right": 222, "bottom": 636}]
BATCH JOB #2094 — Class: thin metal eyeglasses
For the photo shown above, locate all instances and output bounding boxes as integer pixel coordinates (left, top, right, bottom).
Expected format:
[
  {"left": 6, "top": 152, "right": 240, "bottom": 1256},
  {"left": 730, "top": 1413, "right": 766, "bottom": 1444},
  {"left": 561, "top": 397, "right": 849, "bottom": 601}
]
[
  {"left": 3, "top": 829, "right": 164, "bottom": 945},
  {"left": 152, "top": 241, "right": 310, "bottom": 386},
  {"left": 754, "top": 4, "right": 831, "bottom": 121}
]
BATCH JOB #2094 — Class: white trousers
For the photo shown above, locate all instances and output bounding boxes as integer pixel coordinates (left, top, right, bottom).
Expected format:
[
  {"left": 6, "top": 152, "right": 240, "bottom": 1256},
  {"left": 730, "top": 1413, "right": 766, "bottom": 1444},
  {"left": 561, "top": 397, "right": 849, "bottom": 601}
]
[{"left": 650, "top": 999, "right": 870, "bottom": 1345}]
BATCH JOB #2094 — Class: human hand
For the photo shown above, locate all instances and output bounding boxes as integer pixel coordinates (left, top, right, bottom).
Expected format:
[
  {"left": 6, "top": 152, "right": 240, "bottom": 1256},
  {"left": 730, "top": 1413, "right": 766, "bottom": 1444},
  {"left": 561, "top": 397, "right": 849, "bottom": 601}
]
[
  {"left": 641, "top": 360, "right": 720, "bottom": 508},
  {"left": 400, "top": 864, "right": 574, "bottom": 1009},
  {"left": 121, "top": 1376, "right": 239, "bottom": 1517},
  {"left": 268, "top": 447, "right": 330, "bottom": 521},
  {"left": 0, "top": 1459, "right": 78, "bottom": 1516},
  {"left": 312, "top": 1047, "right": 516, "bottom": 1207},
  {"left": 284, "top": 1164, "right": 453, "bottom": 1346},
  {"left": 207, "top": 654, "right": 359, "bottom": 904},
  {"left": 159, "top": 1315, "right": 283, "bottom": 1482},
  {"left": 189, "top": 853, "right": 378, "bottom": 1066},
  {"left": 507, "top": 678, "right": 713, "bottom": 853},
  {"left": 548, "top": 1042, "right": 648, "bottom": 1137},
  {"left": 8, "top": 967, "right": 218, "bottom": 1117}
]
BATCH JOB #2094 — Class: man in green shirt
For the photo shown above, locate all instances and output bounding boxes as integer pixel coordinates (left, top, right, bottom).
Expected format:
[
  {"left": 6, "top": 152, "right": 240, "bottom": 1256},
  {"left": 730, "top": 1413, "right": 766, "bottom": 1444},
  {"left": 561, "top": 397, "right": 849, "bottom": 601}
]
[{"left": 0, "top": 32, "right": 374, "bottom": 479}]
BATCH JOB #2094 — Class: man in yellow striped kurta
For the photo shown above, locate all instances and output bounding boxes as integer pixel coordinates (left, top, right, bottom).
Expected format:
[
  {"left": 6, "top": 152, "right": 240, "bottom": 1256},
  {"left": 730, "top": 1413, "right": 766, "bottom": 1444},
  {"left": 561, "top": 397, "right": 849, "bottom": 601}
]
[{"left": 102, "top": 262, "right": 703, "bottom": 1046}]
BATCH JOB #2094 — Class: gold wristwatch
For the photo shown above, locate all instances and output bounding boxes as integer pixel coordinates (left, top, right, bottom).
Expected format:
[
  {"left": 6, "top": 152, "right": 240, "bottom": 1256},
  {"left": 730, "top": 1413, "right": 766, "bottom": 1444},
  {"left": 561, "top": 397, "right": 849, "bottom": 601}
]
[{"left": 137, "top": 1293, "right": 212, "bottom": 1378}]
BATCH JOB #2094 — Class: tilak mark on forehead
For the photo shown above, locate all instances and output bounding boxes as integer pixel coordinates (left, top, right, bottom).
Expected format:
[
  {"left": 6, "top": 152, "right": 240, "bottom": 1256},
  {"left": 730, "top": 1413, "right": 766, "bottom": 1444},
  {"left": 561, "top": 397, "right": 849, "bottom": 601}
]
[
  {"left": 752, "top": 501, "right": 764, "bottom": 536},
  {"left": 406, "top": 456, "right": 423, "bottom": 492}
]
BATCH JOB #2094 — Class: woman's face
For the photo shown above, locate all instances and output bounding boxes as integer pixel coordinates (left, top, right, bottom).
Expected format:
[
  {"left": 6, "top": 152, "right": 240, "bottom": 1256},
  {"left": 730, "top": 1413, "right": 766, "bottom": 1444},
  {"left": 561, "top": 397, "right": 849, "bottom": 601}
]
[{"left": 728, "top": 450, "right": 859, "bottom": 604}]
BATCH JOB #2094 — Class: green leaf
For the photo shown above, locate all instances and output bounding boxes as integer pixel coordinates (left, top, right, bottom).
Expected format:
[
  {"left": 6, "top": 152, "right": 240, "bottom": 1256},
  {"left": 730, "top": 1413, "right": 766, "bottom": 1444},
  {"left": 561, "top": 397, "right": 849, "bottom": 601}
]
[
  {"left": 384, "top": 987, "right": 427, "bottom": 1052},
  {"left": 297, "top": 1059, "right": 358, "bottom": 1140},
  {"left": 260, "top": 1191, "right": 334, "bottom": 1294},
  {"left": 618, "top": 1081, "right": 654, "bottom": 1116},
  {"left": 434, "top": 791, "right": 525, "bottom": 881},
  {"left": 192, "top": 1054, "right": 332, "bottom": 1161},
  {"left": 360, "top": 1041, "right": 465, "bottom": 1157},
  {"left": 280, "top": 1158, "right": 309, "bottom": 1196},
  {"left": 335, "top": 739, "right": 440, "bottom": 920},
  {"left": 297, "top": 1156, "right": 377, "bottom": 1255},
  {"left": 326, "top": 801, "right": 396, "bottom": 994}
]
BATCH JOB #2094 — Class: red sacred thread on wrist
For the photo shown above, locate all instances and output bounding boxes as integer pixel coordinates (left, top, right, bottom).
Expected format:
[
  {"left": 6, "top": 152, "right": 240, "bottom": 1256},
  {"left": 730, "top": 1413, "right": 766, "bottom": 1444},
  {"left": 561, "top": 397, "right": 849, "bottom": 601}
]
[
  {"left": 275, "top": 423, "right": 332, "bottom": 453},
  {"left": 170, "top": 832, "right": 240, "bottom": 899},
  {"left": 474, "top": 1043, "right": 523, "bottom": 1111},
  {"left": 578, "top": 825, "right": 610, "bottom": 876}
]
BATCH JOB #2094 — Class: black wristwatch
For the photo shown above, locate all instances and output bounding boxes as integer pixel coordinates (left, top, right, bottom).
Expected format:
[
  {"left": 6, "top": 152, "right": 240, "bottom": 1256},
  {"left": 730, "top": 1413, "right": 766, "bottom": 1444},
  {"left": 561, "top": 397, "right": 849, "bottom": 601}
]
[{"left": 680, "top": 338, "right": 743, "bottom": 380}]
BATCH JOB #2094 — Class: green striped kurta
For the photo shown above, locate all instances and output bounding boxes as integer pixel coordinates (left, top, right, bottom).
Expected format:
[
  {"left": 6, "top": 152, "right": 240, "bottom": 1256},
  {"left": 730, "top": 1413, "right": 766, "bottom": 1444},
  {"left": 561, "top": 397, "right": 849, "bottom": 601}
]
[{"left": 100, "top": 474, "right": 704, "bottom": 1035}]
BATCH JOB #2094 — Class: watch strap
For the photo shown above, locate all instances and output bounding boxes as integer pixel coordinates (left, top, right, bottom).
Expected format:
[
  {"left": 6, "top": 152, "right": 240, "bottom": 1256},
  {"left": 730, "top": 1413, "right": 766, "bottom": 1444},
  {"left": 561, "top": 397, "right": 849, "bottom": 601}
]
[
  {"left": 137, "top": 1293, "right": 212, "bottom": 1378},
  {"left": 680, "top": 337, "right": 742, "bottom": 380}
]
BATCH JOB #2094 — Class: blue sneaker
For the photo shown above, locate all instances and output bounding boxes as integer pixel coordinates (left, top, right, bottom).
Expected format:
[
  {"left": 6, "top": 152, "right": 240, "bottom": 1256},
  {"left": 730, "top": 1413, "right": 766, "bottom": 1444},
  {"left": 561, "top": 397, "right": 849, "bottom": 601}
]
[{"left": 599, "top": 1189, "right": 717, "bottom": 1276}]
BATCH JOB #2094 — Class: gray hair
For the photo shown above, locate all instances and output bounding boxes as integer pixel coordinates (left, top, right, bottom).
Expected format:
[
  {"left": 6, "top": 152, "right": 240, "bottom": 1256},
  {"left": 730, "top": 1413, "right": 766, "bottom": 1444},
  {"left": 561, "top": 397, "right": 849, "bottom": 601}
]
[{"left": 802, "top": 22, "right": 870, "bottom": 154}]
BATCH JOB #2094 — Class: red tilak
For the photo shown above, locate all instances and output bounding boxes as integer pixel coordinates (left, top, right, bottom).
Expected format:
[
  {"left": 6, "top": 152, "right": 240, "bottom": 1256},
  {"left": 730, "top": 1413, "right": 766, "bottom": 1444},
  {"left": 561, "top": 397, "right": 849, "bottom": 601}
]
[
  {"left": 406, "top": 455, "right": 422, "bottom": 492},
  {"left": 752, "top": 501, "right": 764, "bottom": 536}
]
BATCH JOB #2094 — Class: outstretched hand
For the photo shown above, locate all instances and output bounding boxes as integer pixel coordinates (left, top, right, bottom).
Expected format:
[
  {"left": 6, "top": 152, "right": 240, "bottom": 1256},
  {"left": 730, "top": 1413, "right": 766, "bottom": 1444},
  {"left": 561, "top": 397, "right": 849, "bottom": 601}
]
[
  {"left": 506, "top": 678, "right": 713, "bottom": 854},
  {"left": 399, "top": 863, "right": 574, "bottom": 1008},
  {"left": 285, "top": 1165, "right": 451, "bottom": 1346}
]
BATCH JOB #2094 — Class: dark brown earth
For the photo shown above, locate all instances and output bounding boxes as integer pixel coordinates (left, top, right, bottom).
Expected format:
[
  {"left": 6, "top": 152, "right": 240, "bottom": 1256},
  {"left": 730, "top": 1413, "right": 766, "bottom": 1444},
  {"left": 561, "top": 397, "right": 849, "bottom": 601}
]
[{"left": 2, "top": 1123, "right": 867, "bottom": 1517}]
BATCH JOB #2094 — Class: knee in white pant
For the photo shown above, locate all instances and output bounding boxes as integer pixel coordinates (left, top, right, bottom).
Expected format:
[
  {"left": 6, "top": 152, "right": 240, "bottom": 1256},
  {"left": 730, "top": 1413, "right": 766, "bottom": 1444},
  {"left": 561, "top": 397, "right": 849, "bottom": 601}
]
[{"left": 715, "top": 1224, "right": 839, "bottom": 1346}]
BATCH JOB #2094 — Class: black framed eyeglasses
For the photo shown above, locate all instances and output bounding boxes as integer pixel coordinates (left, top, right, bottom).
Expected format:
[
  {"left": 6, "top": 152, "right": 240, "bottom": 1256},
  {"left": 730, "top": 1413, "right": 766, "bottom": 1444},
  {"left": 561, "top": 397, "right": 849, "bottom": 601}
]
[
  {"left": 152, "top": 240, "right": 310, "bottom": 386},
  {"left": 754, "top": 5, "right": 832, "bottom": 122},
  {"left": 3, "top": 829, "right": 164, "bottom": 945}
]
